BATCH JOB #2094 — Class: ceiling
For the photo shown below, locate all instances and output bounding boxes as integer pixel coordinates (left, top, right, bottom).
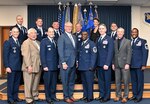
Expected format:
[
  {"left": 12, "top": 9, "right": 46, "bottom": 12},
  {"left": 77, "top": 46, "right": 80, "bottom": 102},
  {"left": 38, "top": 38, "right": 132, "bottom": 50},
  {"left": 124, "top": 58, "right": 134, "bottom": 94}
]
[{"left": 0, "top": 0, "right": 150, "bottom": 6}]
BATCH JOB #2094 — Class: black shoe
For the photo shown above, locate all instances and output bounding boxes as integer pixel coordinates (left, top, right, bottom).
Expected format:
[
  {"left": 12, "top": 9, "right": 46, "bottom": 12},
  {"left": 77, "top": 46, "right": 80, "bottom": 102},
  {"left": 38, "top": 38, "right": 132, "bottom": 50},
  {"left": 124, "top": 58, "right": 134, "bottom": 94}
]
[
  {"left": 52, "top": 98, "right": 60, "bottom": 102},
  {"left": 84, "top": 99, "right": 93, "bottom": 103},
  {"left": 35, "top": 99, "right": 43, "bottom": 102},
  {"left": 15, "top": 98, "right": 23, "bottom": 102},
  {"left": 129, "top": 96, "right": 136, "bottom": 101},
  {"left": 26, "top": 101, "right": 35, "bottom": 104},
  {"left": 46, "top": 99, "right": 53, "bottom": 103},
  {"left": 95, "top": 97, "right": 103, "bottom": 100},
  {"left": 80, "top": 97, "right": 87, "bottom": 101},
  {"left": 134, "top": 98, "right": 142, "bottom": 103},
  {"left": 8, "top": 100, "right": 16, "bottom": 104},
  {"left": 100, "top": 98, "right": 110, "bottom": 103}
]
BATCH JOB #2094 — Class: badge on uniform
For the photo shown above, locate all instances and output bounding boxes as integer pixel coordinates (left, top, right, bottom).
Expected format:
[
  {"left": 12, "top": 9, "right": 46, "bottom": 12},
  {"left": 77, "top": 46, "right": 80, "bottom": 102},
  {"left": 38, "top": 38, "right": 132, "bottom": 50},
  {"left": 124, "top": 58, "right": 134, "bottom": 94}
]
[
  {"left": 78, "top": 35, "right": 82, "bottom": 38},
  {"left": 103, "top": 40, "right": 108, "bottom": 45},
  {"left": 136, "top": 41, "right": 141, "bottom": 46},
  {"left": 145, "top": 43, "right": 149, "bottom": 50},
  {"left": 93, "top": 47, "right": 97, "bottom": 53},
  {"left": 47, "top": 45, "right": 51, "bottom": 51},
  {"left": 85, "top": 44, "right": 90, "bottom": 49},
  {"left": 12, "top": 47, "right": 16, "bottom": 53},
  {"left": 48, "top": 48, "right": 51, "bottom": 51}
]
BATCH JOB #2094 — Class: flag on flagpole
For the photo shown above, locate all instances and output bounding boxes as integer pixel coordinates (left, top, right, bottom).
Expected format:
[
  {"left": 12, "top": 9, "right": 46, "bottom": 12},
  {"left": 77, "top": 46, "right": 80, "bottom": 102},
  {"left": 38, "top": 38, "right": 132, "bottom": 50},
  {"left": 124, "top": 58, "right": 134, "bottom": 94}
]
[
  {"left": 86, "top": 5, "right": 94, "bottom": 30},
  {"left": 65, "top": 3, "right": 70, "bottom": 22},
  {"left": 72, "top": 3, "right": 79, "bottom": 33},
  {"left": 94, "top": 5, "right": 98, "bottom": 18},
  {"left": 61, "top": 5, "right": 66, "bottom": 33},
  {"left": 78, "top": 3, "right": 83, "bottom": 25},
  {"left": 58, "top": 2, "right": 62, "bottom": 32}
]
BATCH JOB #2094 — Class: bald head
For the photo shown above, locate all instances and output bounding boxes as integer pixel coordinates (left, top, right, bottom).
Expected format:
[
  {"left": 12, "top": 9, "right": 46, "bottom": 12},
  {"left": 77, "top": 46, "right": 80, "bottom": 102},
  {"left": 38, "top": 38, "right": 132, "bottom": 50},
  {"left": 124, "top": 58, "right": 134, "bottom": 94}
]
[
  {"left": 117, "top": 27, "right": 125, "bottom": 39},
  {"left": 47, "top": 27, "right": 54, "bottom": 38},
  {"left": 28, "top": 28, "right": 37, "bottom": 40},
  {"left": 65, "top": 22, "right": 72, "bottom": 33},
  {"left": 16, "top": 15, "right": 23, "bottom": 25},
  {"left": 11, "top": 27, "right": 19, "bottom": 38}
]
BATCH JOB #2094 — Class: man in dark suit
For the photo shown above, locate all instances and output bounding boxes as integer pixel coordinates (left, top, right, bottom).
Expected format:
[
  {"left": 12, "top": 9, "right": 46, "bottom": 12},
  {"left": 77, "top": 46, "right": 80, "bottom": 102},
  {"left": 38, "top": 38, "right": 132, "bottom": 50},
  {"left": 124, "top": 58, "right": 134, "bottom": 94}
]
[
  {"left": 57, "top": 22, "right": 77, "bottom": 103},
  {"left": 10, "top": 15, "right": 27, "bottom": 45},
  {"left": 129, "top": 28, "right": 149, "bottom": 103},
  {"left": 108, "top": 22, "right": 118, "bottom": 40},
  {"left": 78, "top": 31, "right": 97, "bottom": 103},
  {"left": 52, "top": 21, "right": 61, "bottom": 42},
  {"left": 3, "top": 27, "right": 22, "bottom": 104},
  {"left": 40, "top": 27, "right": 60, "bottom": 104},
  {"left": 34, "top": 17, "right": 47, "bottom": 41},
  {"left": 96, "top": 24, "right": 114, "bottom": 103},
  {"left": 112, "top": 27, "right": 132, "bottom": 103},
  {"left": 73, "top": 23, "right": 82, "bottom": 83}
]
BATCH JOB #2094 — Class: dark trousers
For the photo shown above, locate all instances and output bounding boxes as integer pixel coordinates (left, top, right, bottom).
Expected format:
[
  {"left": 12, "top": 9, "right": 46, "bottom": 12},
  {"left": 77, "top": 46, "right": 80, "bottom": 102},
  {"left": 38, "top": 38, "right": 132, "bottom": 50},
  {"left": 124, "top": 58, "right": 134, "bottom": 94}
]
[
  {"left": 130, "top": 68, "right": 144, "bottom": 99},
  {"left": 7, "top": 71, "right": 21, "bottom": 101},
  {"left": 43, "top": 70, "right": 57, "bottom": 100},
  {"left": 80, "top": 70, "right": 94, "bottom": 100},
  {"left": 97, "top": 67, "right": 111, "bottom": 99},
  {"left": 60, "top": 66, "right": 76, "bottom": 99}
]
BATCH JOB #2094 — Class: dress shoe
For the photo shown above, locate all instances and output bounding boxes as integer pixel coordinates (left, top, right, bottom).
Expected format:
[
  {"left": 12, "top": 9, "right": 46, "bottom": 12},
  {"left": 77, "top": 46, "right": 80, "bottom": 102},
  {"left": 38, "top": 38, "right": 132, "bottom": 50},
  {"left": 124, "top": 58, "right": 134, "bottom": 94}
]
[
  {"left": 35, "top": 99, "right": 43, "bottom": 102},
  {"left": 52, "top": 98, "right": 60, "bottom": 102},
  {"left": 15, "top": 98, "right": 23, "bottom": 102},
  {"left": 114, "top": 97, "right": 121, "bottom": 102},
  {"left": 129, "top": 96, "right": 136, "bottom": 101},
  {"left": 70, "top": 97, "right": 77, "bottom": 102},
  {"left": 80, "top": 97, "right": 87, "bottom": 101},
  {"left": 134, "top": 98, "right": 142, "bottom": 103},
  {"left": 64, "top": 98, "right": 73, "bottom": 103},
  {"left": 95, "top": 97, "right": 103, "bottom": 100},
  {"left": 121, "top": 98, "right": 128, "bottom": 103},
  {"left": 26, "top": 101, "right": 35, "bottom": 104},
  {"left": 8, "top": 100, "right": 16, "bottom": 104},
  {"left": 46, "top": 99, "right": 53, "bottom": 104},
  {"left": 100, "top": 98, "right": 110, "bottom": 103},
  {"left": 84, "top": 99, "right": 93, "bottom": 103}
]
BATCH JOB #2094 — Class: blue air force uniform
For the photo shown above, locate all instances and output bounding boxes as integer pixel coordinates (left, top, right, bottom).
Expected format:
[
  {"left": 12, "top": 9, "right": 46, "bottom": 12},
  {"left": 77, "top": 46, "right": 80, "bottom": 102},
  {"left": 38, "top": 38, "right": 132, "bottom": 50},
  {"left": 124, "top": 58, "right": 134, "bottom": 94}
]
[
  {"left": 96, "top": 35, "right": 114, "bottom": 100},
  {"left": 40, "top": 36, "right": 58, "bottom": 101},
  {"left": 130, "top": 37, "right": 149, "bottom": 99},
  {"left": 3, "top": 37, "right": 22, "bottom": 102},
  {"left": 34, "top": 26, "right": 47, "bottom": 41},
  {"left": 78, "top": 39, "right": 97, "bottom": 100}
]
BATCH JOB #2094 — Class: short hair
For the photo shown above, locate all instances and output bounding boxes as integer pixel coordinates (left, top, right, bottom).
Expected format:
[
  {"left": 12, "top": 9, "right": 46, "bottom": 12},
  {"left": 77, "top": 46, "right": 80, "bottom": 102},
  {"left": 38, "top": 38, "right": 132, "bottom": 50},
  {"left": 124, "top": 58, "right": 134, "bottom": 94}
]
[
  {"left": 117, "top": 27, "right": 125, "bottom": 32},
  {"left": 16, "top": 15, "right": 22, "bottom": 19},
  {"left": 93, "top": 18, "right": 100, "bottom": 23},
  {"left": 76, "top": 22, "right": 82, "bottom": 27},
  {"left": 99, "top": 23, "right": 107, "bottom": 28},
  {"left": 131, "top": 28, "right": 139, "bottom": 34},
  {"left": 28, "top": 28, "right": 37, "bottom": 35},
  {"left": 111, "top": 22, "right": 117, "bottom": 25},
  {"left": 65, "top": 22, "right": 72, "bottom": 26},
  {"left": 36, "top": 17, "right": 43, "bottom": 21}
]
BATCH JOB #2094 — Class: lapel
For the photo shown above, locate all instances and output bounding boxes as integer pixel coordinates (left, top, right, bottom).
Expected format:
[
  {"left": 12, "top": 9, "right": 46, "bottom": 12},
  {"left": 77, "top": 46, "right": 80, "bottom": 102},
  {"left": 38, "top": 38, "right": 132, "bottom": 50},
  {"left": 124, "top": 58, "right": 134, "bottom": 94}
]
[
  {"left": 28, "top": 39, "right": 39, "bottom": 51},
  {"left": 82, "top": 39, "right": 89, "bottom": 47},
  {"left": 101, "top": 35, "right": 107, "bottom": 44},
  {"left": 119, "top": 37, "right": 126, "bottom": 50},
  {"left": 64, "top": 32, "right": 76, "bottom": 48},
  {"left": 11, "top": 37, "right": 20, "bottom": 48}
]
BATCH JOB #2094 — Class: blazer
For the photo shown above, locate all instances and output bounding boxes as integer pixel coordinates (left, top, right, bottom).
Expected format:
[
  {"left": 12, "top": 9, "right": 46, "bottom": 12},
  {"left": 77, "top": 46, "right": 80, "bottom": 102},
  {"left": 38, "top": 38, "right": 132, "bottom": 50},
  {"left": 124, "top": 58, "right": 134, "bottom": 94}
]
[
  {"left": 3, "top": 37, "right": 21, "bottom": 71},
  {"left": 57, "top": 32, "right": 77, "bottom": 68},
  {"left": 113, "top": 37, "right": 132, "bottom": 68},
  {"left": 21, "top": 38, "right": 41, "bottom": 73}
]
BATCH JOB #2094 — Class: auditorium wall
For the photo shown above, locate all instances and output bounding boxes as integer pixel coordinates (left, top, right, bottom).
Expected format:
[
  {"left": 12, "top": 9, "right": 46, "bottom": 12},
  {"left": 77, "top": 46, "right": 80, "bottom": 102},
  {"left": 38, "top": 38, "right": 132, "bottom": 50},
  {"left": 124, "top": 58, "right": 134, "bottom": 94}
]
[{"left": 0, "top": 5, "right": 150, "bottom": 75}]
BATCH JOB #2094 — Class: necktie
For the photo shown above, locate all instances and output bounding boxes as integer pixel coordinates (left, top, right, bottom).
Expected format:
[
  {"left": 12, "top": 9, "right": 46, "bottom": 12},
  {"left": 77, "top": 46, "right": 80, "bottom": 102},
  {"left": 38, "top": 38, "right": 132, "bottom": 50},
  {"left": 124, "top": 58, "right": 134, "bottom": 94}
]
[
  {"left": 132, "top": 39, "right": 135, "bottom": 48},
  {"left": 111, "top": 32, "right": 114, "bottom": 38},
  {"left": 98, "top": 36, "right": 102, "bottom": 43},
  {"left": 21, "top": 27, "right": 24, "bottom": 34},
  {"left": 52, "top": 39, "right": 56, "bottom": 48},
  {"left": 69, "top": 34, "right": 75, "bottom": 48},
  {"left": 16, "top": 40, "right": 20, "bottom": 46},
  {"left": 39, "top": 28, "right": 43, "bottom": 36}
]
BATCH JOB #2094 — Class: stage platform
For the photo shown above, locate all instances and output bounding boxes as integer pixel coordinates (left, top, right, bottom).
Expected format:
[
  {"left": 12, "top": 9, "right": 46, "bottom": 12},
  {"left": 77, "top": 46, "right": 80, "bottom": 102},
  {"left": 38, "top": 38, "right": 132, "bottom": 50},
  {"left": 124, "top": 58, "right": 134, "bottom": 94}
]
[{"left": 0, "top": 69, "right": 150, "bottom": 100}]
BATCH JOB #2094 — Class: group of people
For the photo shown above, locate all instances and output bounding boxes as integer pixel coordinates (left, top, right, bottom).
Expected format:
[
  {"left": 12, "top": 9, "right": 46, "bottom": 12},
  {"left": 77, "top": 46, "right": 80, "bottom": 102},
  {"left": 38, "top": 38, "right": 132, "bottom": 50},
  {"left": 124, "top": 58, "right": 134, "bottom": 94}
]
[{"left": 3, "top": 15, "right": 149, "bottom": 104}]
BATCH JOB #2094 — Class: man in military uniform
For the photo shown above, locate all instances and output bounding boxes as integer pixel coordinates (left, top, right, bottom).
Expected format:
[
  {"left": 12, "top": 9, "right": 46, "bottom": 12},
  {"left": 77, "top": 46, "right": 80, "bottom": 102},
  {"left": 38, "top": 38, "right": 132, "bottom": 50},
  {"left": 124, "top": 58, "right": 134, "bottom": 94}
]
[
  {"left": 3, "top": 27, "right": 22, "bottom": 104},
  {"left": 130, "top": 28, "right": 149, "bottom": 103},
  {"left": 40, "top": 27, "right": 60, "bottom": 104},
  {"left": 78, "top": 31, "right": 97, "bottom": 103},
  {"left": 96, "top": 24, "right": 114, "bottom": 103}
]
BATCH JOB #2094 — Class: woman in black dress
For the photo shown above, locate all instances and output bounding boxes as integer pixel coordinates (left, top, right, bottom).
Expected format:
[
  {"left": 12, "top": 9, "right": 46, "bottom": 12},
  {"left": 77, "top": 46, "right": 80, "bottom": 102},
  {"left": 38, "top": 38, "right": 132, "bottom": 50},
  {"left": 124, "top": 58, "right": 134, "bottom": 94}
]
[{"left": 90, "top": 18, "right": 100, "bottom": 43}]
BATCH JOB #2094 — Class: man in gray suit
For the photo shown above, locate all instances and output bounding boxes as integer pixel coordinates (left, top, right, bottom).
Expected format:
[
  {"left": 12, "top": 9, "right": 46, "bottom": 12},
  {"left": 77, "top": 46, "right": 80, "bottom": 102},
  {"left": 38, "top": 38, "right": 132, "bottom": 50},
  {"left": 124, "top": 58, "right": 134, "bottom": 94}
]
[
  {"left": 112, "top": 27, "right": 132, "bottom": 103},
  {"left": 57, "top": 22, "right": 77, "bottom": 103}
]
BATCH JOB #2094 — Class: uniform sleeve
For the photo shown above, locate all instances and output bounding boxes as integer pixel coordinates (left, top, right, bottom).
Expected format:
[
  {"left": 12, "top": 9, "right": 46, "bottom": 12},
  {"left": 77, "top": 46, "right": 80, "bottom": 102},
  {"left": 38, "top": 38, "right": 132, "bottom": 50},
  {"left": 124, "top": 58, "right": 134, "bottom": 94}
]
[
  {"left": 90, "top": 42, "right": 97, "bottom": 69},
  {"left": 57, "top": 35, "right": 65, "bottom": 64},
  {"left": 40, "top": 40, "right": 47, "bottom": 68},
  {"left": 3, "top": 40, "right": 10, "bottom": 68},
  {"left": 105, "top": 38, "right": 114, "bottom": 66},
  {"left": 142, "top": 40, "right": 149, "bottom": 66},
  {"left": 21, "top": 41, "right": 32, "bottom": 68},
  {"left": 126, "top": 40, "right": 132, "bottom": 65}
]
